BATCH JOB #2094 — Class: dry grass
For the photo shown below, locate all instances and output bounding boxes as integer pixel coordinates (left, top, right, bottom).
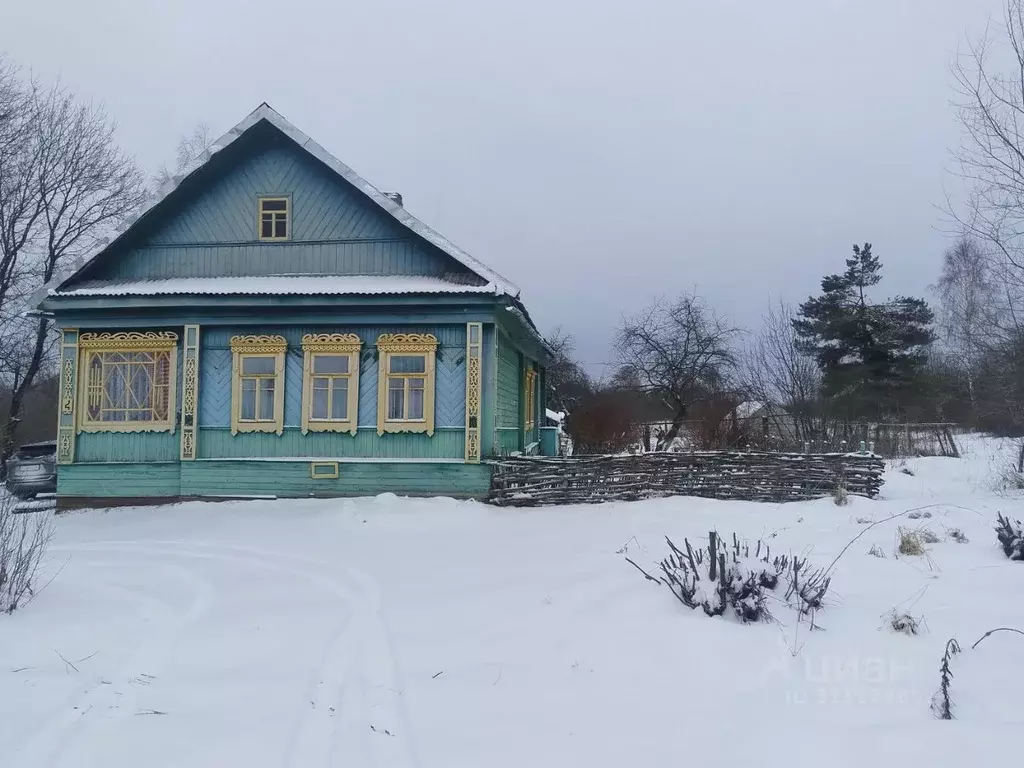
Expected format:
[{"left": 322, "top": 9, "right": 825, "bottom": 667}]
[
  {"left": 946, "top": 527, "right": 969, "bottom": 544},
  {"left": 897, "top": 527, "right": 926, "bottom": 556},
  {"left": 887, "top": 610, "right": 926, "bottom": 636},
  {"left": 867, "top": 543, "right": 886, "bottom": 558}
]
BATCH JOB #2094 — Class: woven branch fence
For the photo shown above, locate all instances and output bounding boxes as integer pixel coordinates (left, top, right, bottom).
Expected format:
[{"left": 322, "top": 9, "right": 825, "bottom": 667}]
[{"left": 486, "top": 451, "right": 885, "bottom": 507}]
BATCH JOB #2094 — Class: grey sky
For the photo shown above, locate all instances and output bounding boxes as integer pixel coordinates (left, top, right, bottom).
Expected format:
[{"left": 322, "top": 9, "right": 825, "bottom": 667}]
[{"left": 3, "top": 0, "right": 1003, "bottom": 376}]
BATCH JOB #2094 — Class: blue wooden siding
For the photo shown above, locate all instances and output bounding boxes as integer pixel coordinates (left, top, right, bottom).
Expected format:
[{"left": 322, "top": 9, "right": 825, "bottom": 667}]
[
  {"left": 57, "top": 460, "right": 491, "bottom": 499},
  {"left": 92, "top": 144, "right": 478, "bottom": 282},
  {"left": 496, "top": 331, "right": 520, "bottom": 429},
  {"left": 75, "top": 432, "right": 178, "bottom": 463},
  {"left": 198, "top": 324, "right": 467, "bottom": 430},
  {"left": 58, "top": 463, "right": 181, "bottom": 497},
  {"left": 181, "top": 460, "right": 491, "bottom": 498}
]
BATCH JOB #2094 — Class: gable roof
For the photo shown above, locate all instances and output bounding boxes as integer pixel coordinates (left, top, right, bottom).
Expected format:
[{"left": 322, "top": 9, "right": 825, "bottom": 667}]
[{"left": 50, "top": 103, "right": 520, "bottom": 298}]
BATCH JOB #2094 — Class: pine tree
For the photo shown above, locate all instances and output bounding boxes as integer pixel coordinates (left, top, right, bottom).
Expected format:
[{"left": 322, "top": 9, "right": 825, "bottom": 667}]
[{"left": 793, "top": 244, "right": 934, "bottom": 420}]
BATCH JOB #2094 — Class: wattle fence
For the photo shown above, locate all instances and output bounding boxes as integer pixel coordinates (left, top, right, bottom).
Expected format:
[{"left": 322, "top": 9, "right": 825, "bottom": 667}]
[{"left": 486, "top": 451, "right": 885, "bottom": 507}]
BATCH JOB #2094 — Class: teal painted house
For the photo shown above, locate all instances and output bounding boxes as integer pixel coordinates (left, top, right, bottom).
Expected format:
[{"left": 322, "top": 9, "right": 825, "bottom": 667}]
[{"left": 39, "top": 104, "right": 551, "bottom": 508}]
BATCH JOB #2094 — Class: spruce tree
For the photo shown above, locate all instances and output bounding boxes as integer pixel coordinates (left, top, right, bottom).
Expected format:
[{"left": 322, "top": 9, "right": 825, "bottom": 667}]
[{"left": 793, "top": 244, "right": 934, "bottom": 420}]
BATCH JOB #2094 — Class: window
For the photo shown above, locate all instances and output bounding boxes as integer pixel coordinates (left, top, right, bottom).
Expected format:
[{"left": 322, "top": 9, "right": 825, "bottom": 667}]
[
  {"left": 376, "top": 333, "right": 438, "bottom": 436},
  {"left": 301, "top": 333, "right": 362, "bottom": 435},
  {"left": 230, "top": 335, "right": 287, "bottom": 434},
  {"left": 258, "top": 197, "right": 289, "bottom": 241},
  {"left": 78, "top": 332, "right": 178, "bottom": 433},
  {"left": 524, "top": 366, "right": 537, "bottom": 431}
]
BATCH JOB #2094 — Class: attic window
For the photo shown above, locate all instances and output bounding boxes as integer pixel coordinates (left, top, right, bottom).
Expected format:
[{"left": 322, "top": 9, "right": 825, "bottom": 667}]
[{"left": 258, "top": 197, "right": 289, "bottom": 241}]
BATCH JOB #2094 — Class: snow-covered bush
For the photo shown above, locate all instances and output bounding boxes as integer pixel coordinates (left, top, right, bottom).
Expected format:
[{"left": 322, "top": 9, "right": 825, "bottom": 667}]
[
  {"left": 995, "top": 513, "right": 1024, "bottom": 560},
  {"left": 887, "top": 610, "right": 925, "bottom": 636},
  {"left": 0, "top": 495, "right": 53, "bottom": 613},
  {"left": 626, "top": 531, "right": 831, "bottom": 623}
]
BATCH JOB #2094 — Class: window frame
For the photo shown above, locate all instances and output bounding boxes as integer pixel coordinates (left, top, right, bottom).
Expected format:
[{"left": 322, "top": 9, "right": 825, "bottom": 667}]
[
  {"left": 257, "top": 196, "right": 291, "bottom": 242},
  {"left": 524, "top": 365, "right": 537, "bottom": 432},
  {"left": 230, "top": 335, "right": 287, "bottom": 435},
  {"left": 301, "top": 333, "right": 362, "bottom": 435},
  {"left": 376, "top": 333, "right": 438, "bottom": 436},
  {"left": 77, "top": 332, "right": 179, "bottom": 434}
]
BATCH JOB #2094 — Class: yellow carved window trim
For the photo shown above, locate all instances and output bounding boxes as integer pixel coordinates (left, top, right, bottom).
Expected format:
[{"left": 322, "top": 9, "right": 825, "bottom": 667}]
[
  {"left": 524, "top": 366, "right": 537, "bottom": 432},
  {"left": 258, "top": 196, "right": 290, "bottom": 241},
  {"left": 301, "top": 334, "right": 362, "bottom": 435},
  {"left": 77, "top": 332, "right": 178, "bottom": 434},
  {"left": 376, "top": 333, "right": 438, "bottom": 436},
  {"left": 231, "top": 335, "right": 287, "bottom": 435},
  {"left": 310, "top": 461, "right": 340, "bottom": 479}
]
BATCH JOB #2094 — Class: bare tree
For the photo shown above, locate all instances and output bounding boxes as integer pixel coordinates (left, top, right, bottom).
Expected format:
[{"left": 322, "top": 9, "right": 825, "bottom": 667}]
[
  {"left": 932, "top": 237, "right": 1000, "bottom": 414},
  {"left": 742, "top": 300, "right": 821, "bottom": 442},
  {"left": 616, "top": 294, "right": 739, "bottom": 451},
  {"left": 544, "top": 326, "right": 591, "bottom": 414},
  {"left": 951, "top": 0, "right": 1024, "bottom": 320},
  {"left": 154, "top": 123, "right": 210, "bottom": 187},
  {"left": 0, "top": 71, "right": 146, "bottom": 458}
]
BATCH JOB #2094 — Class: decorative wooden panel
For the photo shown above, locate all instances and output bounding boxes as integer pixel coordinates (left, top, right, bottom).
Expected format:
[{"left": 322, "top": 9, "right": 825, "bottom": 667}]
[
  {"left": 56, "top": 328, "right": 79, "bottom": 464},
  {"left": 180, "top": 324, "right": 200, "bottom": 460},
  {"left": 465, "top": 322, "right": 482, "bottom": 463}
]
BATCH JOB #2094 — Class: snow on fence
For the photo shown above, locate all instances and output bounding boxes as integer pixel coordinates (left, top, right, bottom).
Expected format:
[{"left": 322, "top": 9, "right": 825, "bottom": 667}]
[{"left": 486, "top": 451, "right": 885, "bottom": 506}]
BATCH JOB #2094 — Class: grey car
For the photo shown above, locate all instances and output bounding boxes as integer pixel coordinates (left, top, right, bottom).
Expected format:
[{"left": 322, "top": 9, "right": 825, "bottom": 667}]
[{"left": 5, "top": 440, "right": 57, "bottom": 499}]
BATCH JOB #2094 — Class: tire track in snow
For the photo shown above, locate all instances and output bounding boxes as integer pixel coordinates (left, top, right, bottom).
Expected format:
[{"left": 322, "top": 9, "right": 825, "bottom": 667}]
[
  {"left": 42, "top": 539, "right": 419, "bottom": 768},
  {"left": 10, "top": 561, "right": 215, "bottom": 768},
  {"left": 118, "top": 539, "right": 421, "bottom": 768}
]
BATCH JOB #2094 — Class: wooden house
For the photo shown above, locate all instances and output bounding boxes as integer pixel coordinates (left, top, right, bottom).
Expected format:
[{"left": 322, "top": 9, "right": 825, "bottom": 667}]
[{"left": 38, "top": 104, "right": 551, "bottom": 508}]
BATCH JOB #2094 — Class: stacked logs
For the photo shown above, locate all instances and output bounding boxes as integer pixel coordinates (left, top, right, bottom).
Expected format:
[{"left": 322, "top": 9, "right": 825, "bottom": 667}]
[{"left": 486, "top": 451, "right": 885, "bottom": 507}]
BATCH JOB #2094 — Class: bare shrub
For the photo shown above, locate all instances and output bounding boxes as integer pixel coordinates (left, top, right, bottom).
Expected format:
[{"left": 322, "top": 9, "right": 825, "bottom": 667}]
[
  {"left": 868, "top": 544, "right": 886, "bottom": 558},
  {"left": 995, "top": 513, "right": 1024, "bottom": 560},
  {"left": 562, "top": 391, "right": 639, "bottom": 455},
  {"left": 907, "top": 510, "right": 933, "bottom": 520},
  {"left": 0, "top": 495, "right": 54, "bottom": 613}
]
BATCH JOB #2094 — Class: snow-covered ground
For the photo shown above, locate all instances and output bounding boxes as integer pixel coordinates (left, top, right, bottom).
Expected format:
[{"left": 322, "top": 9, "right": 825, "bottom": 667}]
[{"left": 2, "top": 437, "right": 1023, "bottom": 767}]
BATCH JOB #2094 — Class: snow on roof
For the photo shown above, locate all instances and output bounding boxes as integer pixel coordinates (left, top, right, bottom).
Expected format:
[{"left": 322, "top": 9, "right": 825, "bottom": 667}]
[
  {"left": 545, "top": 409, "right": 565, "bottom": 423},
  {"left": 51, "top": 103, "right": 520, "bottom": 299},
  {"left": 55, "top": 275, "right": 500, "bottom": 298},
  {"left": 735, "top": 401, "right": 765, "bottom": 419}
]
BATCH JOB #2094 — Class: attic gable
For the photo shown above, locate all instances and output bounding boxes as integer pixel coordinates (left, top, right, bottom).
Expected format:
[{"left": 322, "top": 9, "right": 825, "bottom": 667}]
[{"left": 55, "top": 105, "right": 518, "bottom": 295}]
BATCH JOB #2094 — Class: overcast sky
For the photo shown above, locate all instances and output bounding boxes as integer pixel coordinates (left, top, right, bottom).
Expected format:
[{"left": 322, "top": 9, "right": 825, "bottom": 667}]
[{"left": 2, "top": 0, "right": 1005, "bottom": 376}]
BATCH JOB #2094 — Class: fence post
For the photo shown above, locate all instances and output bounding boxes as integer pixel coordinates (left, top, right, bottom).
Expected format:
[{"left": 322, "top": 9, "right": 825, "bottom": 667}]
[
  {"left": 804, "top": 441, "right": 809, "bottom": 454},
  {"left": 869, "top": 441, "right": 875, "bottom": 454},
  {"left": 859, "top": 440, "right": 866, "bottom": 455}
]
